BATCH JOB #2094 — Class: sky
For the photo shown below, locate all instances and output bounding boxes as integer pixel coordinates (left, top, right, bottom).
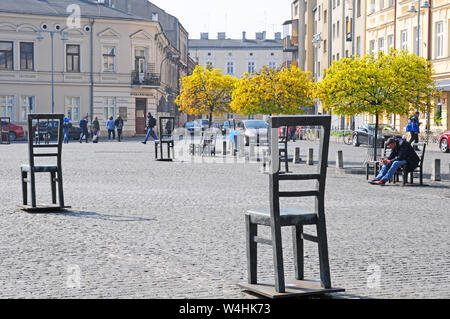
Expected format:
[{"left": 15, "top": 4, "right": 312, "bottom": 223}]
[{"left": 150, "top": 0, "right": 293, "bottom": 40}]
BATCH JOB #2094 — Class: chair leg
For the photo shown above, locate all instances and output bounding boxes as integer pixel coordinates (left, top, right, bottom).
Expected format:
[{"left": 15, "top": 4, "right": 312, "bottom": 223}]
[
  {"left": 30, "top": 171, "right": 37, "bottom": 208},
  {"left": 292, "top": 225, "right": 304, "bottom": 280},
  {"left": 271, "top": 223, "right": 285, "bottom": 293},
  {"left": 419, "top": 167, "right": 423, "bottom": 185},
  {"left": 57, "top": 169, "right": 64, "bottom": 207},
  {"left": 50, "top": 172, "right": 57, "bottom": 204},
  {"left": 245, "top": 215, "right": 258, "bottom": 285},
  {"left": 21, "top": 171, "right": 27, "bottom": 205},
  {"left": 316, "top": 221, "right": 332, "bottom": 289}
]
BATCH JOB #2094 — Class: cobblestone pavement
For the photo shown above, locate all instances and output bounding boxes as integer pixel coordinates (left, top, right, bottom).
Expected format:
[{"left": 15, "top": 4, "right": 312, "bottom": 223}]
[{"left": 0, "top": 137, "right": 449, "bottom": 299}]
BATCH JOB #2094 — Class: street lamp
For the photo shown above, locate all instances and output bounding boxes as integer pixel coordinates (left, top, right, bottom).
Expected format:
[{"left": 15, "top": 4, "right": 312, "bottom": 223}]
[
  {"left": 408, "top": 0, "right": 431, "bottom": 57},
  {"left": 36, "top": 30, "right": 69, "bottom": 114}
]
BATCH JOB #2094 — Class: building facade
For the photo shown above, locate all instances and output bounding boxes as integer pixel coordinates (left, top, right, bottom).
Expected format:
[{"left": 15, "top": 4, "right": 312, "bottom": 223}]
[
  {"left": 366, "top": 0, "right": 450, "bottom": 132},
  {"left": 0, "top": 0, "right": 192, "bottom": 137}
]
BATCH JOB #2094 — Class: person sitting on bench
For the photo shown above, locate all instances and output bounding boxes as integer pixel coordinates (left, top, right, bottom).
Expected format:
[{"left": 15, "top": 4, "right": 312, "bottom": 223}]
[{"left": 369, "top": 137, "right": 420, "bottom": 186}]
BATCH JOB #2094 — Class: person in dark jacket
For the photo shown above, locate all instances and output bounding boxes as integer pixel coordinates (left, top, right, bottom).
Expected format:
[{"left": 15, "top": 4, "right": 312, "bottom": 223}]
[
  {"left": 79, "top": 116, "right": 89, "bottom": 143},
  {"left": 141, "top": 112, "right": 159, "bottom": 144},
  {"left": 92, "top": 117, "right": 100, "bottom": 143},
  {"left": 115, "top": 115, "right": 124, "bottom": 142},
  {"left": 370, "top": 137, "right": 420, "bottom": 185}
]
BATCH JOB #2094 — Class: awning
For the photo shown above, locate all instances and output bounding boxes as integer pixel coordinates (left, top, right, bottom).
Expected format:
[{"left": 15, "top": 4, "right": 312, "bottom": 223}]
[{"left": 435, "top": 79, "right": 450, "bottom": 91}]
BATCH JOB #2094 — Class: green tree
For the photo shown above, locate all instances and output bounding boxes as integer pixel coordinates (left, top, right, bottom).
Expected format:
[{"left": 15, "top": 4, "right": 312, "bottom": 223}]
[{"left": 316, "top": 49, "right": 437, "bottom": 160}]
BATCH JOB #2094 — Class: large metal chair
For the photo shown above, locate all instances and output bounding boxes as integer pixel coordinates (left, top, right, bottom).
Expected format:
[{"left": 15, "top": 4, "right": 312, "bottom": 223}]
[
  {"left": 20, "top": 114, "right": 67, "bottom": 211},
  {"left": 239, "top": 115, "right": 344, "bottom": 298},
  {"left": 155, "top": 116, "right": 174, "bottom": 161}
]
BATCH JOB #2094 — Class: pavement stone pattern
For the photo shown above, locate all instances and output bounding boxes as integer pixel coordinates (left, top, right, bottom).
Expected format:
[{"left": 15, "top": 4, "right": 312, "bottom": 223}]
[{"left": 0, "top": 137, "right": 449, "bottom": 299}]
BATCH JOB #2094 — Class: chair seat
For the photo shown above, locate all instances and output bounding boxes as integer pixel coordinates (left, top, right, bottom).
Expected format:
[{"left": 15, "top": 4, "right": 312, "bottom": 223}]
[
  {"left": 21, "top": 164, "right": 58, "bottom": 173},
  {"left": 156, "top": 138, "right": 174, "bottom": 144},
  {"left": 246, "top": 208, "right": 317, "bottom": 227}
]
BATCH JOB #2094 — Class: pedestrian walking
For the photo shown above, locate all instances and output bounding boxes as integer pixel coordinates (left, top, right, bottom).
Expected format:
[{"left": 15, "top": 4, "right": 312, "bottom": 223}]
[
  {"left": 79, "top": 116, "right": 89, "bottom": 143},
  {"left": 107, "top": 116, "right": 115, "bottom": 140},
  {"left": 92, "top": 116, "right": 100, "bottom": 143},
  {"left": 142, "top": 112, "right": 159, "bottom": 144},
  {"left": 369, "top": 137, "right": 420, "bottom": 185},
  {"left": 115, "top": 114, "right": 124, "bottom": 142},
  {"left": 406, "top": 111, "right": 421, "bottom": 149},
  {"left": 63, "top": 116, "right": 71, "bottom": 144}
]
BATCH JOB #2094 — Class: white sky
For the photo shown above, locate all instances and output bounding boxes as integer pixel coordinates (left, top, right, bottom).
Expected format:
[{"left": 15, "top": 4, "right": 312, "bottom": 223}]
[{"left": 150, "top": 0, "right": 293, "bottom": 40}]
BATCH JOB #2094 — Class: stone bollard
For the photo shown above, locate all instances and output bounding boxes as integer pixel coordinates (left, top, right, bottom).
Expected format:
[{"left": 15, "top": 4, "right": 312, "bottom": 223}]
[
  {"left": 336, "top": 150, "right": 344, "bottom": 169},
  {"left": 223, "top": 140, "right": 227, "bottom": 156},
  {"left": 294, "top": 147, "right": 301, "bottom": 164},
  {"left": 238, "top": 135, "right": 245, "bottom": 158},
  {"left": 431, "top": 159, "right": 441, "bottom": 181},
  {"left": 307, "top": 148, "right": 314, "bottom": 166},
  {"left": 249, "top": 144, "right": 256, "bottom": 162}
]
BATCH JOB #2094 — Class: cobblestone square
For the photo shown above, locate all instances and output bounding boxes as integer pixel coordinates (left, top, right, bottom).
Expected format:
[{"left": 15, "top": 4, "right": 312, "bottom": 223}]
[{"left": 0, "top": 138, "right": 449, "bottom": 298}]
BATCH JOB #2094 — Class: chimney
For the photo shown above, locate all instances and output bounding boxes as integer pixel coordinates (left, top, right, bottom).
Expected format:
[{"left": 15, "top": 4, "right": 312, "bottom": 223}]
[
  {"left": 218, "top": 32, "right": 226, "bottom": 40},
  {"left": 275, "top": 32, "right": 282, "bottom": 40},
  {"left": 242, "top": 31, "right": 246, "bottom": 41},
  {"left": 200, "top": 32, "right": 209, "bottom": 40},
  {"left": 262, "top": 31, "right": 266, "bottom": 40}
]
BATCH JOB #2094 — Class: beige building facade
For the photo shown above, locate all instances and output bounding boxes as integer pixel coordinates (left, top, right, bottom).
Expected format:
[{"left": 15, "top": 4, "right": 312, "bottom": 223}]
[{"left": 0, "top": 0, "right": 192, "bottom": 137}]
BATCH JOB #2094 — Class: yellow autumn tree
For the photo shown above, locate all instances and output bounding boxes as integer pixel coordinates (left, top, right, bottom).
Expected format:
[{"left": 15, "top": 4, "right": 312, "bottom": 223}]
[
  {"left": 230, "top": 65, "right": 315, "bottom": 115},
  {"left": 175, "top": 65, "right": 237, "bottom": 126},
  {"left": 316, "top": 49, "right": 437, "bottom": 160}
]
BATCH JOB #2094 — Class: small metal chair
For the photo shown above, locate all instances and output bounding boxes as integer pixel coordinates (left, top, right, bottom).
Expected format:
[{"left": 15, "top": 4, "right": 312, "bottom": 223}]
[
  {"left": 155, "top": 117, "right": 175, "bottom": 161},
  {"left": 20, "top": 114, "right": 67, "bottom": 211}
]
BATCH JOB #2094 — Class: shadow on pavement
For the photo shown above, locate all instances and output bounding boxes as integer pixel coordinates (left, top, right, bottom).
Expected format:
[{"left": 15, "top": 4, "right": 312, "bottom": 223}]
[{"left": 59, "top": 210, "right": 157, "bottom": 222}]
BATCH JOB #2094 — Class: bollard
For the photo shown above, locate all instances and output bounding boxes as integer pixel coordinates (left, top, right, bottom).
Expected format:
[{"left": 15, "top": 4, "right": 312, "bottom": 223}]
[
  {"left": 223, "top": 140, "right": 227, "bottom": 156},
  {"left": 336, "top": 150, "right": 344, "bottom": 169},
  {"left": 238, "top": 135, "right": 245, "bottom": 158},
  {"left": 307, "top": 148, "right": 314, "bottom": 166},
  {"left": 250, "top": 144, "right": 256, "bottom": 162},
  {"left": 431, "top": 159, "right": 441, "bottom": 181},
  {"left": 295, "top": 147, "right": 301, "bottom": 164}
]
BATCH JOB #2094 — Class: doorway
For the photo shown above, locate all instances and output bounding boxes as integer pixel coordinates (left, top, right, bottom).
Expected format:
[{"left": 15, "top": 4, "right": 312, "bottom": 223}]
[{"left": 135, "top": 98, "right": 147, "bottom": 135}]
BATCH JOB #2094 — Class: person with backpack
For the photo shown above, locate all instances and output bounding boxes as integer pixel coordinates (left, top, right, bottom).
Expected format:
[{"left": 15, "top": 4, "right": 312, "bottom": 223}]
[
  {"left": 115, "top": 114, "right": 124, "bottom": 142},
  {"left": 79, "top": 116, "right": 89, "bottom": 143},
  {"left": 63, "top": 116, "right": 71, "bottom": 144},
  {"left": 107, "top": 116, "right": 115, "bottom": 140},
  {"left": 406, "top": 111, "right": 420, "bottom": 147},
  {"left": 142, "top": 112, "right": 159, "bottom": 144}
]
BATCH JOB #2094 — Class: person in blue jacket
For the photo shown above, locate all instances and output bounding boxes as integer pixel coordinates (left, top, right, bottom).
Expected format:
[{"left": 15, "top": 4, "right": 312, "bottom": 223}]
[
  {"left": 406, "top": 111, "right": 420, "bottom": 146},
  {"left": 107, "top": 116, "right": 115, "bottom": 140},
  {"left": 63, "top": 116, "right": 71, "bottom": 144}
]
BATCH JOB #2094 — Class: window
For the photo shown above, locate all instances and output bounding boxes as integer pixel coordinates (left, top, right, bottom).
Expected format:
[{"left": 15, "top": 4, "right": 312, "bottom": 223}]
[
  {"left": 436, "top": 21, "right": 444, "bottom": 58},
  {"left": 66, "top": 44, "right": 80, "bottom": 72},
  {"left": 0, "top": 41, "right": 13, "bottom": 70},
  {"left": 318, "top": 6, "right": 321, "bottom": 21},
  {"left": 356, "top": 36, "right": 361, "bottom": 55},
  {"left": 345, "top": 50, "right": 349, "bottom": 58},
  {"left": 226, "top": 61, "right": 234, "bottom": 75},
  {"left": 323, "top": 39, "right": 327, "bottom": 53},
  {"left": 21, "top": 96, "right": 35, "bottom": 121},
  {"left": 104, "top": 97, "right": 116, "bottom": 120},
  {"left": 324, "top": 10, "right": 327, "bottom": 23},
  {"left": 152, "top": 13, "right": 158, "bottom": 21},
  {"left": 333, "top": 24, "right": 336, "bottom": 39},
  {"left": 337, "top": 21, "right": 340, "bottom": 37},
  {"left": 332, "top": 55, "right": 335, "bottom": 61},
  {"left": 248, "top": 61, "right": 255, "bottom": 73},
  {"left": 333, "top": 0, "right": 336, "bottom": 9},
  {"left": 378, "top": 37, "right": 384, "bottom": 53},
  {"left": 401, "top": 30, "right": 408, "bottom": 51},
  {"left": 206, "top": 61, "right": 213, "bottom": 69},
  {"left": 380, "top": 0, "right": 385, "bottom": 10},
  {"left": 388, "top": 34, "right": 394, "bottom": 50},
  {"left": 370, "top": 40, "right": 375, "bottom": 55},
  {"left": 337, "top": 53, "right": 340, "bottom": 60},
  {"left": 20, "top": 42, "right": 34, "bottom": 71},
  {"left": 103, "top": 46, "right": 116, "bottom": 72},
  {"left": 119, "top": 107, "right": 127, "bottom": 121},
  {"left": 66, "top": 97, "right": 80, "bottom": 121},
  {"left": 414, "top": 27, "right": 420, "bottom": 55},
  {"left": 357, "top": 0, "right": 361, "bottom": 17},
  {"left": 268, "top": 61, "right": 277, "bottom": 69},
  {"left": 337, "top": 0, "right": 340, "bottom": 6},
  {"left": 0, "top": 96, "right": 14, "bottom": 119},
  {"left": 371, "top": 0, "right": 376, "bottom": 13},
  {"left": 389, "top": 0, "right": 395, "bottom": 7}
]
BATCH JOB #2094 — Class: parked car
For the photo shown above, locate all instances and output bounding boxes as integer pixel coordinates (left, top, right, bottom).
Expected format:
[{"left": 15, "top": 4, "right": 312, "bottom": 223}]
[
  {"left": 439, "top": 131, "right": 450, "bottom": 153},
  {"left": 352, "top": 124, "right": 402, "bottom": 147},
  {"left": 194, "top": 119, "right": 209, "bottom": 131},
  {"left": 238, "top": 120, "right": 268, "bottom": 146},
  {"left": 185, "top": 121, "right": 195, "bottom": 133},
  {"left": 1, "top": 121, "right": 24, "bottom": 141},
  {"left": 33, "top": 120, "right": 82, "bottom": 141}
]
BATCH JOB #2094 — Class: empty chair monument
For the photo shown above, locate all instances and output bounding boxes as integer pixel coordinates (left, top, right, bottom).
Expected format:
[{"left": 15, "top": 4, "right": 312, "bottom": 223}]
[
  {"left": 155, "top": 117, "right": 175, "bottom": 161},
  {"left": 239, "top": 115, "right": 344, "bottom": 298},
  {"left": 20, "top": 114, "right": 68, "bottom": 211}
]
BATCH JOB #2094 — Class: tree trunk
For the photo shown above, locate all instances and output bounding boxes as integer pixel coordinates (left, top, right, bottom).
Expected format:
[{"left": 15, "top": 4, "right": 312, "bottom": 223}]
[{"left": 209, "top": 110, "right": 213, "bottom": 128}]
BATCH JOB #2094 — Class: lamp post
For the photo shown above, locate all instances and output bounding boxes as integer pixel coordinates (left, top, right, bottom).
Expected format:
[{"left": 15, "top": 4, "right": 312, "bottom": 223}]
[
  {"left": 408, "top": 0, "right": 431, "bottom": 57},
  {"left": 36, "top": 30, "right": 68, "bottom": 114}
]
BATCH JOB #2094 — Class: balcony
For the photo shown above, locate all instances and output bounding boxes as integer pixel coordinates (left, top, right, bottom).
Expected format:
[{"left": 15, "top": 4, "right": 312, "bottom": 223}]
[
  {"left": 282, "top": 60, "right": 299, "bottom": 69},
  {"left": 283, "top": 36, "right": 299, "bottom": 53},
  {"left": 131, "top": 71, "right": 160, "bottom": 87}
]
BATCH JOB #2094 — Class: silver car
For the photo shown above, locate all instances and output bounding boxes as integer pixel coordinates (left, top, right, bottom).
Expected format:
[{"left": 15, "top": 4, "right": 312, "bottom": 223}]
[{"left": 239, "top": 120, "right": 268, "bottom": 146}]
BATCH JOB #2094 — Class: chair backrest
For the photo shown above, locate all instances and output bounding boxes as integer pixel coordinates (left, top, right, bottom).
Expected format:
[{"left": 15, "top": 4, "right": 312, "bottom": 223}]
[
  {"left": 202, "top": 129, "right": 217, "bottom": 146},
  {"left": 27, "top": 114, "right": 64, "bottom": 168},
  {"left": 413, "top": 142, "right": 426, "bottom": 165},
  {"left": 268, "top": 116, "right": 331, "bottom": 220},
  {"left": 159, "top": 116, "right": 174, "bottom": 140}
]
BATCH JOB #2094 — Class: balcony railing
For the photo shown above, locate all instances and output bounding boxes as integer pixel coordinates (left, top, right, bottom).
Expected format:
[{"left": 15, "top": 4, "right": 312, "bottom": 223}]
[
  {"left": 283, "top": 36, "right": 298, "bottom": 52},
  {"left": 131, "top": 71, "right": 160, "bottom": 86},
  {"left": 282, "top": 60, "right": 299, "bottom": 69}
]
